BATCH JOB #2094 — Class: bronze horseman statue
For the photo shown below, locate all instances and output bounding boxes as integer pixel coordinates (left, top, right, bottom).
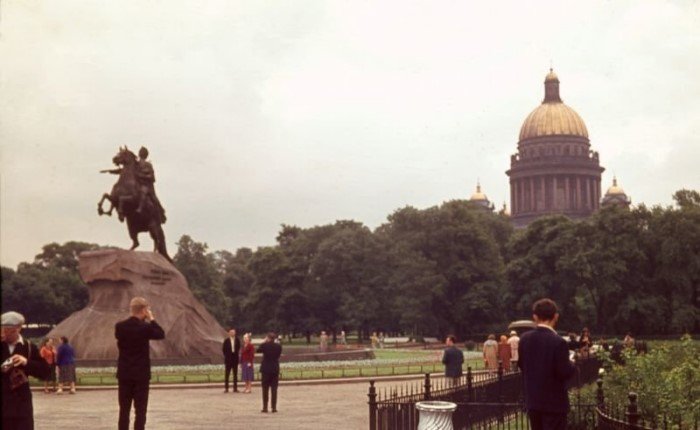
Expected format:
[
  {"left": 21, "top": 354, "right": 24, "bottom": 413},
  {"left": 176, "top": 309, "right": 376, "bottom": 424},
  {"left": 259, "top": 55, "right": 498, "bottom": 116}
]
[{"left": 98, "top": 146, "right": 171, "bottom": 261}]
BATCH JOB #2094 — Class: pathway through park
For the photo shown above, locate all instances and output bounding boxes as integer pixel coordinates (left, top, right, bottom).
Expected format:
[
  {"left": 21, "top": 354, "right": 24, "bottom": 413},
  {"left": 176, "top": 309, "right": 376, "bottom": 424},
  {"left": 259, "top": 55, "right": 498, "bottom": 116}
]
[{"left": 33, "top": 379, "right": 393, "bottom": 430}]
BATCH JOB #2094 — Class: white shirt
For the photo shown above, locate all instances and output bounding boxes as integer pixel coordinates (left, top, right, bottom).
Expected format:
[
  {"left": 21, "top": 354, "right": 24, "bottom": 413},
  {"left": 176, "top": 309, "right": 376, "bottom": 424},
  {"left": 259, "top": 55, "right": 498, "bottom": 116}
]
[{"left": 8, "top": 334, "right": 25, "bottom": 355}]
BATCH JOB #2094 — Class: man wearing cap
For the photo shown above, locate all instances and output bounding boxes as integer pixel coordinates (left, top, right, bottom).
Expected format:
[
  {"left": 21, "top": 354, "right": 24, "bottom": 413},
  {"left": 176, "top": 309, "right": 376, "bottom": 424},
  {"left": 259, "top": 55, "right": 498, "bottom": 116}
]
[
  {"left": 2, "top": 311, "right": 50, "bottom": 430},
  {"left": 507, "top": 330, "right": 520, "bottom": 370},
  {"left": 115, "top": 297, "right": 165, "bottom": 430}
]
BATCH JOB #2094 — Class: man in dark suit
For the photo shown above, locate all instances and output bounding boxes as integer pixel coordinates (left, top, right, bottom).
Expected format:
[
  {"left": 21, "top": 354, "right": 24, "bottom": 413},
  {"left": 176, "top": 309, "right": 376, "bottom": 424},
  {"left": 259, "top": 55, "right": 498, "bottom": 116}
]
[
  {"left": 115, "top": 297, "right": 165, "bottom": 430},
  {"left": 441, "top": 334, "right": 464, "bottom": 386},
  {"left": 222, "top": 328, "right": 241, "bottom": 393},
  {"left": 2, "top": 311, "right": 50, "bottom": 430},
  {"left": 257, "top": 332, "right": 282, "bottom": 413},
  {"left": 518, "top": 298, "right": 576, "bottom": 430}
]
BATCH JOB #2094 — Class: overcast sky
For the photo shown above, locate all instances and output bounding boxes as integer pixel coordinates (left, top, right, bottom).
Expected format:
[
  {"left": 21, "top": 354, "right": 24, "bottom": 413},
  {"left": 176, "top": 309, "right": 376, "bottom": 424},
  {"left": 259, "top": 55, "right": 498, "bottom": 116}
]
[{"left": 1, "top": 0, "right": 699, "bottom": 269}]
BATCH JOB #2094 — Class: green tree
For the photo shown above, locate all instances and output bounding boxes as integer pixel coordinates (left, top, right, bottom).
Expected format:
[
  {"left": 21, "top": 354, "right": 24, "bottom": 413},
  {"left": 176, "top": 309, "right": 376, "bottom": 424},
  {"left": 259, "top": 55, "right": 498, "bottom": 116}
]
[{"left": 173, "top": 235, "right": 228, "bottom": 324}]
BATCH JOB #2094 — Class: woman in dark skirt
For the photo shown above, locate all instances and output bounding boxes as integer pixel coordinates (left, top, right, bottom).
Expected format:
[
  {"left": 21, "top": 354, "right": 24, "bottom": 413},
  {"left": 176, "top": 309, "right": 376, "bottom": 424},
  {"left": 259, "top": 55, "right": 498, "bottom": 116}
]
[
  {"left": 240, "top": 333, "right": 255, "bottom": 393},
  {"left": 40, "top": 338, "right": 57, "bottom": 393}
]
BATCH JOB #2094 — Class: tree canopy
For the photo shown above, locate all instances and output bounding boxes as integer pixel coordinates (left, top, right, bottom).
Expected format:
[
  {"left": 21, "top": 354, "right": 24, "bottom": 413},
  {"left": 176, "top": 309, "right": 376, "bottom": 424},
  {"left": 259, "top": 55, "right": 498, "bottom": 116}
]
[{"left": 2, "top": 190, "right": 698, "bottom": 337}]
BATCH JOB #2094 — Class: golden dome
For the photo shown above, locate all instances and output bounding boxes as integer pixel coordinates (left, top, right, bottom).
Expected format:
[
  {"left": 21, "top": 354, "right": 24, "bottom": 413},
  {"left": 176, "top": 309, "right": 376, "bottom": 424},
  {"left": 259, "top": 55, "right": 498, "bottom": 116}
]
[
  {"left": 519, "top": 69, "right": 589, "bottom": 141},
  {"left": 470, "top": 182, "right": 487, "bottom": 201},
  {"left": 606, "top": 176, "right": 626, "bottom": 196}
]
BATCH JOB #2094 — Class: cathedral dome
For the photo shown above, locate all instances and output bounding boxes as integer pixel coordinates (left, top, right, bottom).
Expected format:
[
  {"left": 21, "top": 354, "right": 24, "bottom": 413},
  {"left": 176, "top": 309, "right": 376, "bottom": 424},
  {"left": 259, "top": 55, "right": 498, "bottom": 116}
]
[
  {"left": 605, "top": 176, "right": 627, "bottom": 196},
  {"left": 519, "top": 69, "right": 589, "bottom": 141},
  {"left": 470, "top": 184, "right": 487, "bottom": 202},
  {"left": 602, "top": 176, "right": 631, "bottom": 209}
]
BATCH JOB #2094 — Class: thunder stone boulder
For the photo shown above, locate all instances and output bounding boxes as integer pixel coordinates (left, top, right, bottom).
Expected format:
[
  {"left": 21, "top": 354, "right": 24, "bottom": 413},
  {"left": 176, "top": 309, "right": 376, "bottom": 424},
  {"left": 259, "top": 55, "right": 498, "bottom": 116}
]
[{"left": 48, "top": 249, "right": 227, "bottom": 365}]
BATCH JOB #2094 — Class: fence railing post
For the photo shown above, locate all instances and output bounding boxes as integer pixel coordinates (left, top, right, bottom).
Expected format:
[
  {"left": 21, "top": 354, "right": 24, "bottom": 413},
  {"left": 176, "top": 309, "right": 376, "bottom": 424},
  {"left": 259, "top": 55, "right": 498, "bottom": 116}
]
[
  {"left": 626, "top": 392, "right": 640, "bottom": 427},
  {"left": 368, "top": 380, "right": 377, "bottom": 430},
  {"left": 596, "top": 378, "right": 605, "bottom": 410},
  {"left": 424, "top": 373, "right": 431, "bottom": 400},
  {"left": 467, "top": 366, "right": 473, "bottom": 402},
  {"left": 497, "top": 361, "right": 504, "bottom": 403}
]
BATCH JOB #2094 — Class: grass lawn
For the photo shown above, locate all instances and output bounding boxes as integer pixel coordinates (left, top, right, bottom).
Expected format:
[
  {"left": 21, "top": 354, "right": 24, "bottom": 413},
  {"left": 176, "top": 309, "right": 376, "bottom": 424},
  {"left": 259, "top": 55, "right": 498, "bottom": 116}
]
[{"left": 31, "top": 347, "right": 486, "bottom": 386}]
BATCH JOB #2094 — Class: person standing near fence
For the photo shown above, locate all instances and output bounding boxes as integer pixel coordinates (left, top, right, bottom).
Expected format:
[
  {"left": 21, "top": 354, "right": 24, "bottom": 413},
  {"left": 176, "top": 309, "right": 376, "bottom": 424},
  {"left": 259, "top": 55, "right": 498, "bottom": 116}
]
[
  {"left": 518, "top": 298, "right": 576, "bottom": 430},
  {"left": 222, "top": 328, "right": 241, "bottom": 393},
  {"left": 482, "top": 334, "right": 498, "bottom": 373},
  {"left": 498, "top": 335, "right": 512, "bottom": 372},
  {"left": 507, "top": 330, "right": 520, "bottom": 370},
  {"left": 441, "top": 335, "right": 464, "bottom": 386},
  {"left": 115, "top": 297, "right": 165, "bottom": 430},
  {"left": 257, "top": 332, "right": 282, "bottom": 413}
]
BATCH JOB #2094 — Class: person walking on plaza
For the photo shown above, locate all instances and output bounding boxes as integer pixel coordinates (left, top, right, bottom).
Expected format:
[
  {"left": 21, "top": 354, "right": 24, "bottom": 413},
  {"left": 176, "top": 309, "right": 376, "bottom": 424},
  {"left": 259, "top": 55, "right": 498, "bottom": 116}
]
[
  {"left": 257, "top": 332, "right": 282, "bottom": 413},
  {"left": 222, "top": 328, "right": 241, "bottom": 393},
  {"left": 56, "top": 336, "right": 77, "bottom": 394},
  {"left": 240, "top": 333, "right": 255, "bottom": 394},
  {"left": 498, "top": 335, "right": 512, "bottom": 372},
  {"left": 482, "top": 334, "right": 498, "bottom": 374},
  {"left": 115, "top": 297, "right": 165, "bottom": 430},
  {"left": 40, "top": 337, "right": 58, "bottom": 393},
  {"left": 339, "top": 330, "right": 347, "bottom": 347},
  {"left": 441, "top": 335, "right": 464, "bottom": 386},
  {"left": 507, "top": 330, "right": 520, "bottom": 370},
  {"left": 319, "top": 331, "right": 329, "bottom": 352},
  {"left": 370, "top": 332, "right": 379, "bottom": 349},
  {"left": 518, "top": 298, "right": 576, "bottom": 430},
  {"left": 2, "top": 311, "right": 50, "bottom": 430}
]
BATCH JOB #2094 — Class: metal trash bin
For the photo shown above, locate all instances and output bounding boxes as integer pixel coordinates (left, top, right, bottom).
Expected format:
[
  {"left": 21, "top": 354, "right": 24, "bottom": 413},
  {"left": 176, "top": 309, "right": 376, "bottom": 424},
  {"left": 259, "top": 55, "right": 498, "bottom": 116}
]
[{"left": 415, "top": 401, "right": 457, "bottom": 430}]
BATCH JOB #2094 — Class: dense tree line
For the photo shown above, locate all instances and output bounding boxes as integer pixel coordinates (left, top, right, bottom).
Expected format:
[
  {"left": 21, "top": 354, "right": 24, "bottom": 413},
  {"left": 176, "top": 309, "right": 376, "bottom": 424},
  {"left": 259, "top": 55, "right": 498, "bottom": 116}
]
[{"left": 2, "top": 190, "right": 698, "bottom": 338}]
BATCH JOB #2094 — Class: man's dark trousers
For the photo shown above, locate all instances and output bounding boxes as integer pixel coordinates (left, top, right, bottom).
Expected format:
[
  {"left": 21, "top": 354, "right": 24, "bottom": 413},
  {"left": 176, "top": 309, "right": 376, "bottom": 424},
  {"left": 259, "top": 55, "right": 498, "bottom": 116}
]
[
  {"left": 118, "top": 379, "right": 149, "bottom": 430},
  {"left": 528, "top": 410, "right": 567, "bottom": 430},
  {"left": 224, "top": 361, "right": 238, "bottom": 392},
  {"left": 261, "top": 373, "right": 279, "bottom": 411}
]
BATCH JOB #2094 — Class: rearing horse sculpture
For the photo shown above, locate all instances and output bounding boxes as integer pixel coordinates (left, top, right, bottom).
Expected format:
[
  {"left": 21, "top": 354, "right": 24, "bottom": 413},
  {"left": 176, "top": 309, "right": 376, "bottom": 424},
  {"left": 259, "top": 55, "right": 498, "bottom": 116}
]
[{"left": 97, "top": 147, "right": 171, "bottom": 261}]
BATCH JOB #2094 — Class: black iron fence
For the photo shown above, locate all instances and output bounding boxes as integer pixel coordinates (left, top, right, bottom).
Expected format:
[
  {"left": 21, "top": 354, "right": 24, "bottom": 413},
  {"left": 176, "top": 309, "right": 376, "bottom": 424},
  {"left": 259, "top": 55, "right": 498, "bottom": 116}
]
[
  {"left": 595, "top": 381, "right": 698, "bottom": 430},
  {"left": 368, "top": 357, "right": 601, "bottom": 430},
  {"left": 368, "top": 363, "right": 698, "bottom": 430}
]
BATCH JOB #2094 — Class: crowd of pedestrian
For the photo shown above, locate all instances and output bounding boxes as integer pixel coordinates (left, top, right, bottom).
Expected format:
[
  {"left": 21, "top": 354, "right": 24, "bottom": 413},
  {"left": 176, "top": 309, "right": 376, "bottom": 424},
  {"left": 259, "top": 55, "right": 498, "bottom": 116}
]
[{"left": 5, "top": 298, "right": 646, "bottom": 430}]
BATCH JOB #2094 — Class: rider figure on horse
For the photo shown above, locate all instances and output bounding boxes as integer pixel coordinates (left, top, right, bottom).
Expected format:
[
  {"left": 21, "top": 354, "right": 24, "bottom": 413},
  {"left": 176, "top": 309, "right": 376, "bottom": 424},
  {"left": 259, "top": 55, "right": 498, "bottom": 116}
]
[
  {"left": 135, "top": 147, "right": 166, "bottom": 223},
  {"left": 100, "top": 146, "right": 166, "bottom": 224}
]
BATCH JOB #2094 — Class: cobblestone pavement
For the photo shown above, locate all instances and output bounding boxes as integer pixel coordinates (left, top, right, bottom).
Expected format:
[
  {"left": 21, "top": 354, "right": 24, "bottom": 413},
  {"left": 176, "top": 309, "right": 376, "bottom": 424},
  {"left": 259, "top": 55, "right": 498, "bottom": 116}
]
[{"left": 33, "top": 379, "right": 391, "bottom": 430}]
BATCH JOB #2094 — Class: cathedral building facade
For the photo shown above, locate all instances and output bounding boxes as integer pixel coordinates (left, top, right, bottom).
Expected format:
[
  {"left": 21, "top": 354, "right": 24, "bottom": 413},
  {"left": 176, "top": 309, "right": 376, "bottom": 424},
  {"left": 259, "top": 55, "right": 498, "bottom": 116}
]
[{"left": 506, "top": 70, "right": 605, "bottom": 228}]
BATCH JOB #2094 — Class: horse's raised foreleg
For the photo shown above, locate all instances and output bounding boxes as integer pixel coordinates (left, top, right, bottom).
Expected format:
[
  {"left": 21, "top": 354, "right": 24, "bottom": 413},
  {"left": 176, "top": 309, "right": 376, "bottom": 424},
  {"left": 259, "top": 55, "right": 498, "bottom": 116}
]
[{"left": 97, "top": 193, "right": 114, "bottom": 216}]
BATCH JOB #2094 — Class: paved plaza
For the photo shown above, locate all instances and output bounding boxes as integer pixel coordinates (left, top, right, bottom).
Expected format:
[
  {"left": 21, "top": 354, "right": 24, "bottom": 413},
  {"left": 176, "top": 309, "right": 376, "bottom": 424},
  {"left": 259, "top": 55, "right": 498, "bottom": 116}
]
[{"left": 33, "top": 379, "right": 392, "bottom": 430}]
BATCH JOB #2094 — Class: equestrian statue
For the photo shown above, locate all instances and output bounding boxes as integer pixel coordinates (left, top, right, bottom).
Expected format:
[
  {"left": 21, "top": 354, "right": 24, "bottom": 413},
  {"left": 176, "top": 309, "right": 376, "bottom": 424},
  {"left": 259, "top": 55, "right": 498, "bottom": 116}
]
[{"left": 98, "top": 146, "right": 171, "bottom": 261}]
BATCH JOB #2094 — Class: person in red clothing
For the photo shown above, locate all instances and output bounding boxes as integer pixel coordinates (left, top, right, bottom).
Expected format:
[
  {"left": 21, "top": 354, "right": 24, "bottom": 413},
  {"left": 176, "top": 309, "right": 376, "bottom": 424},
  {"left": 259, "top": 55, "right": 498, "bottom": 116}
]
[
  {"left": 498, "top": 335, "right": 512, "bottom": 372},
  {"left": 39, "top": 338, "right": 57, "bottom": 393},
  {"left": 240, "top": 333, "right": 255, "bottom": 394}
]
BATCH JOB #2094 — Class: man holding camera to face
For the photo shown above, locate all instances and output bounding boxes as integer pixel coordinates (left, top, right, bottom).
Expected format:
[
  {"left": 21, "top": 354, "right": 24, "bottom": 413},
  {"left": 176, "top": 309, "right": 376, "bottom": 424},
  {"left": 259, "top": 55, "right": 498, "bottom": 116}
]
[
  {"left": 2, "top": 311, "right": 50, "bottom": 430},
  {"left": 115, "top": 297, "right": 165, "bottom": 430}
]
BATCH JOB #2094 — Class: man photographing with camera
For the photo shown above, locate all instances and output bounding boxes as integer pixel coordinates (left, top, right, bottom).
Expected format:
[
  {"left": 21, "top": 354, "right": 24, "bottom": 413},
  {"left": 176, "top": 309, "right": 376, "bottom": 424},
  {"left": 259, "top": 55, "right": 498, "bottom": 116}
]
[
  {"left": 115, "top": 297, "right": 165, "bottom": 430},
  {"left": 2, "top": 311, "right": 50, "bottom": 430}
]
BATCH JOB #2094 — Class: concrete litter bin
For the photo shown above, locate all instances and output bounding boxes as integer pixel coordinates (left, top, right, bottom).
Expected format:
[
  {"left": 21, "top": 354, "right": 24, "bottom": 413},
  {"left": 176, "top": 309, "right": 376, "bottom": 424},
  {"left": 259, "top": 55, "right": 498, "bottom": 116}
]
[{"left": 415, "top": 401, "right": 457, "bottom": 430}]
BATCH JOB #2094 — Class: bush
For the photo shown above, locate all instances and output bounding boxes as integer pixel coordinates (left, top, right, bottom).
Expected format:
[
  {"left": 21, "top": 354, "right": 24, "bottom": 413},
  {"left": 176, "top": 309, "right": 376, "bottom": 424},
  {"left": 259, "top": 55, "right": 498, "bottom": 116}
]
[{"left": 599, "top": 334, "right": 699, "bottom": 425}]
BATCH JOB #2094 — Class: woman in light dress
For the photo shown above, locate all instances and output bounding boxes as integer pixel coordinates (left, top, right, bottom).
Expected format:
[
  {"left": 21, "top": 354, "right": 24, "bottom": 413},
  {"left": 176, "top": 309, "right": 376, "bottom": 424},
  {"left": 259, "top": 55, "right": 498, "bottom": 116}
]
[{"left": 482, "top": 334, "right": 499, "bottom": 374}]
